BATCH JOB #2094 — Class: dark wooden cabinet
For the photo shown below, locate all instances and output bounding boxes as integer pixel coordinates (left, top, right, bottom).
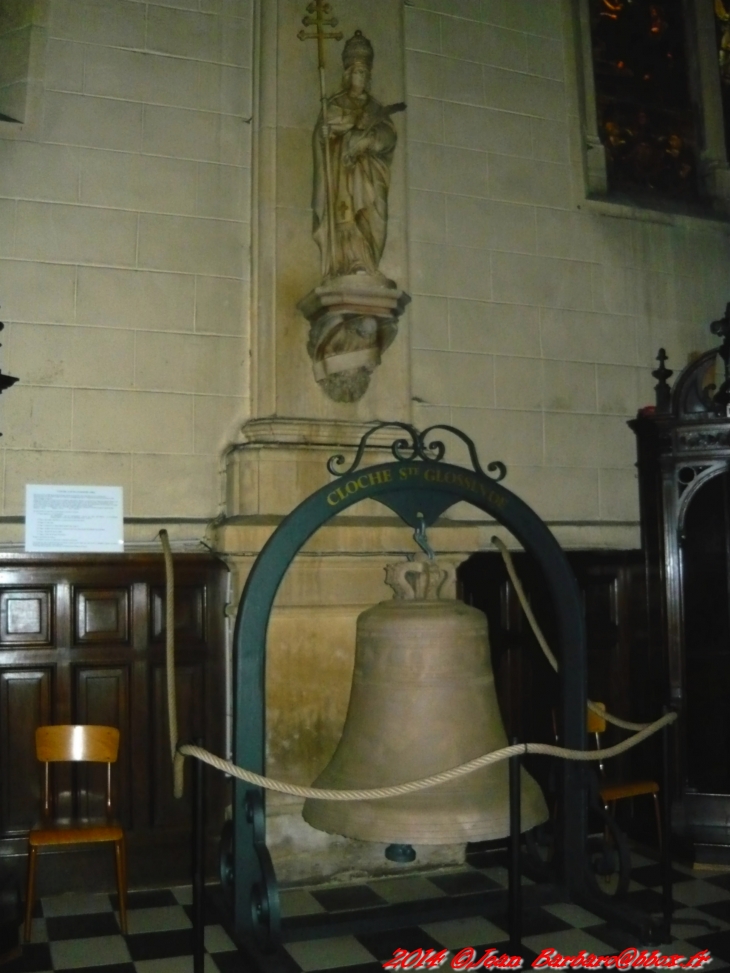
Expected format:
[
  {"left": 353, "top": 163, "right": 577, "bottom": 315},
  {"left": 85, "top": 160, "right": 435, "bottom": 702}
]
[
  {"left": 630, "top": 313, "right": 730, "bottom": 864},
  {"left": 0, "top": 553, "right": 228, "bottom": 893}
]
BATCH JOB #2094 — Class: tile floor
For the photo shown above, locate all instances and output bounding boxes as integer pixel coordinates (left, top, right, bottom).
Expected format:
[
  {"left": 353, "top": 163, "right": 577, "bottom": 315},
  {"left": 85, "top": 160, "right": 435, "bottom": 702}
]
[{"left": 3, "top": 853, "right": 730, "bottom": 973}]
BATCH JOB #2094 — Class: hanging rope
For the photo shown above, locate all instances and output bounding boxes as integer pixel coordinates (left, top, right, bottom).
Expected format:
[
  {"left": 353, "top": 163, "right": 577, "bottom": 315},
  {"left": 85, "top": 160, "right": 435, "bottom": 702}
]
[
  {"left": 159, "top": 529, "right": 186, "bottom": 798},
  {"left": 491, "top": 536, "right": 650, "bottom": 733}
]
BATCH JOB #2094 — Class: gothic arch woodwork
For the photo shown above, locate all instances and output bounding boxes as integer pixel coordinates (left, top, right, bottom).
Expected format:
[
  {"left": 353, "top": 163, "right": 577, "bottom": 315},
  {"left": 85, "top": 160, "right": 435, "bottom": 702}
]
[{"left": 631, "top": 307, "right": 730, "bottom": 864}]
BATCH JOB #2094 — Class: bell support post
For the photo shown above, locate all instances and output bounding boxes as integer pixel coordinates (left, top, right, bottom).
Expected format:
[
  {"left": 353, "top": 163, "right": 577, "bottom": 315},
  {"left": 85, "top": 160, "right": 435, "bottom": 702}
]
[{"left": 230, "top": 423, "right": 589, "bottom": 952}]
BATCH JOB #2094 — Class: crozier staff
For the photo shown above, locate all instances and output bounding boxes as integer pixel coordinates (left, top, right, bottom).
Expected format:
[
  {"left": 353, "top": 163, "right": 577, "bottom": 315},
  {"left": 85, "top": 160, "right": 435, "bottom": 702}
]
[{"left": 312, "top": 30, "right": 402, "bottom": 280}]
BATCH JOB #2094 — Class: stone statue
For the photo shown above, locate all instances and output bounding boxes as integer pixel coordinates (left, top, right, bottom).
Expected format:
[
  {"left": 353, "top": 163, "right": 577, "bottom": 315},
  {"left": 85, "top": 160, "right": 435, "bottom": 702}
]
[
  {"left": 312, "top": 30, "right": 399, "bottom": 280},
  {"left": 297, "top": 26, "right": 409, "bottom": 403}
]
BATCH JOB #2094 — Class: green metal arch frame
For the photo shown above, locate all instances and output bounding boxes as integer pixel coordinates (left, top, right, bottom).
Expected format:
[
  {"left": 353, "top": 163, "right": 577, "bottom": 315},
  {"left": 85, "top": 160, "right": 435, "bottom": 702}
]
[{"left": 231, "top": 459, "right": 589, "bottom": 948}]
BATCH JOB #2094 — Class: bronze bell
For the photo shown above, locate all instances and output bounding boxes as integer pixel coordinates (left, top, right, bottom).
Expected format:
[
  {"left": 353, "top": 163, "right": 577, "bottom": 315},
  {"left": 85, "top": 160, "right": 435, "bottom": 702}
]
[{"left": 302, "top": 558, "right": 548, "bottom": 846}]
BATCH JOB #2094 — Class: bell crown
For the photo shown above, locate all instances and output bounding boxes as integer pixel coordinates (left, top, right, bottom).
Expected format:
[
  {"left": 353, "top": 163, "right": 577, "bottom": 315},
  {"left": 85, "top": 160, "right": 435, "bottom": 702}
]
[{"left": 385, "top": 556, "right": 456, "bottom": 601}]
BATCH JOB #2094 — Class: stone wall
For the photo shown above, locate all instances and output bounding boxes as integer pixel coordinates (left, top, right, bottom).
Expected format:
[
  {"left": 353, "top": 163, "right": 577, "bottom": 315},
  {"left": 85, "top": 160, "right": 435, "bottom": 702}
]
[
  {"left": 0, "top": 0, "right": 253, "bottom": 538},
  {"left": 405, "top": 0, "right": 730, "bottom": 541}
]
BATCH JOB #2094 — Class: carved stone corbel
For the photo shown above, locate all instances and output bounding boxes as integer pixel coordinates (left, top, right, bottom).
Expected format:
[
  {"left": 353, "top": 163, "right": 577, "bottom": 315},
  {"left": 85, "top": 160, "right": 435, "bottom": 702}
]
[{"left": 298, "top": 275, "right": 409, "bottom": 403}]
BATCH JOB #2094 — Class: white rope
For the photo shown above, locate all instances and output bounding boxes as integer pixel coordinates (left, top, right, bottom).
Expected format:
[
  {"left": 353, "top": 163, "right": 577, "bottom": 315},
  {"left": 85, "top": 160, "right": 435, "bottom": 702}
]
[
  {"left": 177, "top": 710, "right": 675, "bottom": 801},
  {"left": 491, "top": 536, "right": 649, "bottom": 733},
  {"left": 159, "top": 529, "right": 186, "bottom": 798}
]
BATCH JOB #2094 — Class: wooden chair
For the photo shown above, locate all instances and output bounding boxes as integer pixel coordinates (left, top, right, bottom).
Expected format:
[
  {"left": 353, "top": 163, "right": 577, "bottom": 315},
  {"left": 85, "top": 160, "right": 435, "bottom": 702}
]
[
  {"left": 588, "top": 702, "right": 662, "bottom": 849},
  {"left": 24, "top": 725, "right": 127, "bottom": 942}
]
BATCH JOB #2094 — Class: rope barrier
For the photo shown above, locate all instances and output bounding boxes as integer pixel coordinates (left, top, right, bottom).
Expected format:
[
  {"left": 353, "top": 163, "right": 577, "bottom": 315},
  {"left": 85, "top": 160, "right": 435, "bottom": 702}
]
[
  {"left": 159, "top": 531, "right": 676, "bottom": 802},
  {"left": 177, "top": 711, "right": 675, "bottom": 801}
]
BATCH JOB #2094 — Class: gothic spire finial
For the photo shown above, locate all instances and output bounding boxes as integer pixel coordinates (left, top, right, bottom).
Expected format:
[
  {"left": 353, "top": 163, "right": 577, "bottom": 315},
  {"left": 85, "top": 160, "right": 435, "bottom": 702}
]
[{"left": 652, "top": 347, "right": 673, "bottom": 412}]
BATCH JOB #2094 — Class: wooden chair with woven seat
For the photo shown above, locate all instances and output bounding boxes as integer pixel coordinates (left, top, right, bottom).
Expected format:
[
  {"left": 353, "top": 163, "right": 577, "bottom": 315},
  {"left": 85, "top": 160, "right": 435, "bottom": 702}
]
[
  {"left": 588, "top": 702, "right": 662, "bottom": 849},
  {"left": 24, "top": 725, "right": 127, "bottom": 942}
]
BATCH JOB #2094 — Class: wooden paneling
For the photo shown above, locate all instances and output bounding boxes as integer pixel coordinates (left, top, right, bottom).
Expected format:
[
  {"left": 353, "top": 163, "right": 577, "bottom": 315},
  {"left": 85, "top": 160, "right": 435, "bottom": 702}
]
[
  {"left": 150, "top": 586, "right": 205, "bottom": 642},
  {"left": 459, "top": 550, "right": 651, "bottom": 803},
  {"left": 74, "top": 666, "right": 130, "bottom": 823},
  {"left": 0, "top": 669, "right": 52, "bottom": 834},
  {"left": 74, "top": 589, "right": 129, "bottom": 645},
  {"left": 0, "top": 554, "right": 227, "bottom": 892},
  {"left": 151, "top": 663, "right": 204, "bottom": 829},
  {"left": 0, "top": 589, "right": 52, "bottom": 647}
]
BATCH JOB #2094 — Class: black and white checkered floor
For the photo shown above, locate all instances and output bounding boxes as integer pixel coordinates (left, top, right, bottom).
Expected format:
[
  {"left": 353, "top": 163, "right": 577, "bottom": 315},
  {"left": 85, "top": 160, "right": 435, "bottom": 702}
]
[{"left": 4, "top": 852, "right": 730, "bottom": 972}]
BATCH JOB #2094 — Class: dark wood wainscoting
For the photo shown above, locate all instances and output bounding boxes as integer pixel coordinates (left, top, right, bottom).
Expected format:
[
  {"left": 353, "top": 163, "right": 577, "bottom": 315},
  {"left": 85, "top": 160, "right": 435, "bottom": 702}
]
[
  {"left": 0, "top": 553, "right": 228, "bottom": 894},
  {"left": 458, "top": 550, "right": 659, "bottom": 843}
]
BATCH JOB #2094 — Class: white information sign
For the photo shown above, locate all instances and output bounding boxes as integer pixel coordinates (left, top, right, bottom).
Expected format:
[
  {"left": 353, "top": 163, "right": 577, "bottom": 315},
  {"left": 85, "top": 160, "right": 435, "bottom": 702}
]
[{"left": 25, "top": 485, "right": 124, "bottom": 553}]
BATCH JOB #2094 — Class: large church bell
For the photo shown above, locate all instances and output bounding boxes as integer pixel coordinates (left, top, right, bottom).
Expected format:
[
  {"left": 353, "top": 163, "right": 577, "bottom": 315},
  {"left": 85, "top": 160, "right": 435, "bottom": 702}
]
[{"left": 303, "top": 556, "right": 549, "bottom": 851}]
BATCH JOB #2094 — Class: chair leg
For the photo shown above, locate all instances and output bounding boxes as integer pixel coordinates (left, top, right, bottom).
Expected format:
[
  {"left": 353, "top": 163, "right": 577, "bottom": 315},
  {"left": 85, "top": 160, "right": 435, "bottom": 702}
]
[
  {"left": 652, "top": 792, "right": 663, "bottom": 852},
  {"left": 114, "top": 838, "right": 128, "bottom": 935},
  {"left": 24, "top": 845, "right": 37, "bottom": 943}
]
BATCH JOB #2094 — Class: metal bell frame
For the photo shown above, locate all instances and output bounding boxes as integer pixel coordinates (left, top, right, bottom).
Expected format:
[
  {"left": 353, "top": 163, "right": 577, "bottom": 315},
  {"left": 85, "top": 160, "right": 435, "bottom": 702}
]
[{"left": 224, "top": 421, "right": 665, "bottom": 963}]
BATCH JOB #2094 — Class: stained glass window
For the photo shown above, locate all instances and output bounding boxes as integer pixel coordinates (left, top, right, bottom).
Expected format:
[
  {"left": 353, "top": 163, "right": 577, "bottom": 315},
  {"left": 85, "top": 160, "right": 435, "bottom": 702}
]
[
  {"left": 715, "top": 0, "right": 730, "bottom": 159},
  {"left": 589, "top": 0, "right": 700, "bottom": 201}
]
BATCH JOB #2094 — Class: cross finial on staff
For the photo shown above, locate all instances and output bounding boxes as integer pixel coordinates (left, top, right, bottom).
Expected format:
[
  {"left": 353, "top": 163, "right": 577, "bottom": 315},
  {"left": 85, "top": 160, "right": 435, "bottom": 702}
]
[
  {"left": 298, "top": 1, "right": 343, "bottom": 69},
  {"left": 298, "top": 1, "right": 343, "bottom": 275}
]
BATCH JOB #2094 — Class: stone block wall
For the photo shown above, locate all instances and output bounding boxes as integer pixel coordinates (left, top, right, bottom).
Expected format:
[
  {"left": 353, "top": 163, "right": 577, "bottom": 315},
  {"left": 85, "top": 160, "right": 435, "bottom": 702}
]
[
  {"left": 0, "top": 0, "right": 36, "bottom": 121},
  {"left": 404, "top": 0, "right": 730, "bottom": 539},
  {"left": 0, "top": 0, "right": 253, "bottom": 533}
]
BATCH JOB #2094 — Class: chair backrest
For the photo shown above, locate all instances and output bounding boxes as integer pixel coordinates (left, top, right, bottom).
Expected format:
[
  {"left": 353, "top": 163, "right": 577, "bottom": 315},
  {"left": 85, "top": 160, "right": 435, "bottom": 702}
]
[
  {"left": 586, "top": 702, "right": 607, "bottom": 736},
  {"left": 35, "top": 725, "right": 120, "bottom": 817},
  {"left": 36, "top": 725, "right": 119, "bottom": 764},
  {"left": 587, "top": 702, "right": 607, "bottom": 777}
]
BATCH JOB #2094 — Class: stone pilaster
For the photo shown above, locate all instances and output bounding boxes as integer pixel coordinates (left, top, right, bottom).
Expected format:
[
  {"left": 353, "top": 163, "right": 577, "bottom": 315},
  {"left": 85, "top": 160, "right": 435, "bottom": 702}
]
[{"left": 216, "top": 1, "right": 481, "bottom": 884}]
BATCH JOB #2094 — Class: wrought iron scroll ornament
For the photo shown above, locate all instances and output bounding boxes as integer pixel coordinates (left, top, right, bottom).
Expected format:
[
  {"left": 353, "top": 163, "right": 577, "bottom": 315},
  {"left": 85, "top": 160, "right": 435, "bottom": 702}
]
[
  {"left": 326, "top": 422, "right": 508, "bottom": 481},
  {"left": 413, "top": 512, "right": 435, "bottom": 560},
  {"left": 245, "top": 790, "right": 281, "bottom": 951}
]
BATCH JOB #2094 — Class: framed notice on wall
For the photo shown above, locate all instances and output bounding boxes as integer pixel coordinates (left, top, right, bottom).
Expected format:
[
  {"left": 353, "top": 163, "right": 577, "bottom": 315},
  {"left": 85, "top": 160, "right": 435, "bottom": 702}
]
[{"left": 25, "top": 485, "right": 124, "bottom": 553}]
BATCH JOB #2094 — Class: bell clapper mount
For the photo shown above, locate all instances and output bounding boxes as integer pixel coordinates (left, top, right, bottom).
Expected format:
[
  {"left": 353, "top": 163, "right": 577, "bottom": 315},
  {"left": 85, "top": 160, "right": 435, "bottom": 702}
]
[{"left": 413, "top": 512, "right": 435, "bottom": 560}]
